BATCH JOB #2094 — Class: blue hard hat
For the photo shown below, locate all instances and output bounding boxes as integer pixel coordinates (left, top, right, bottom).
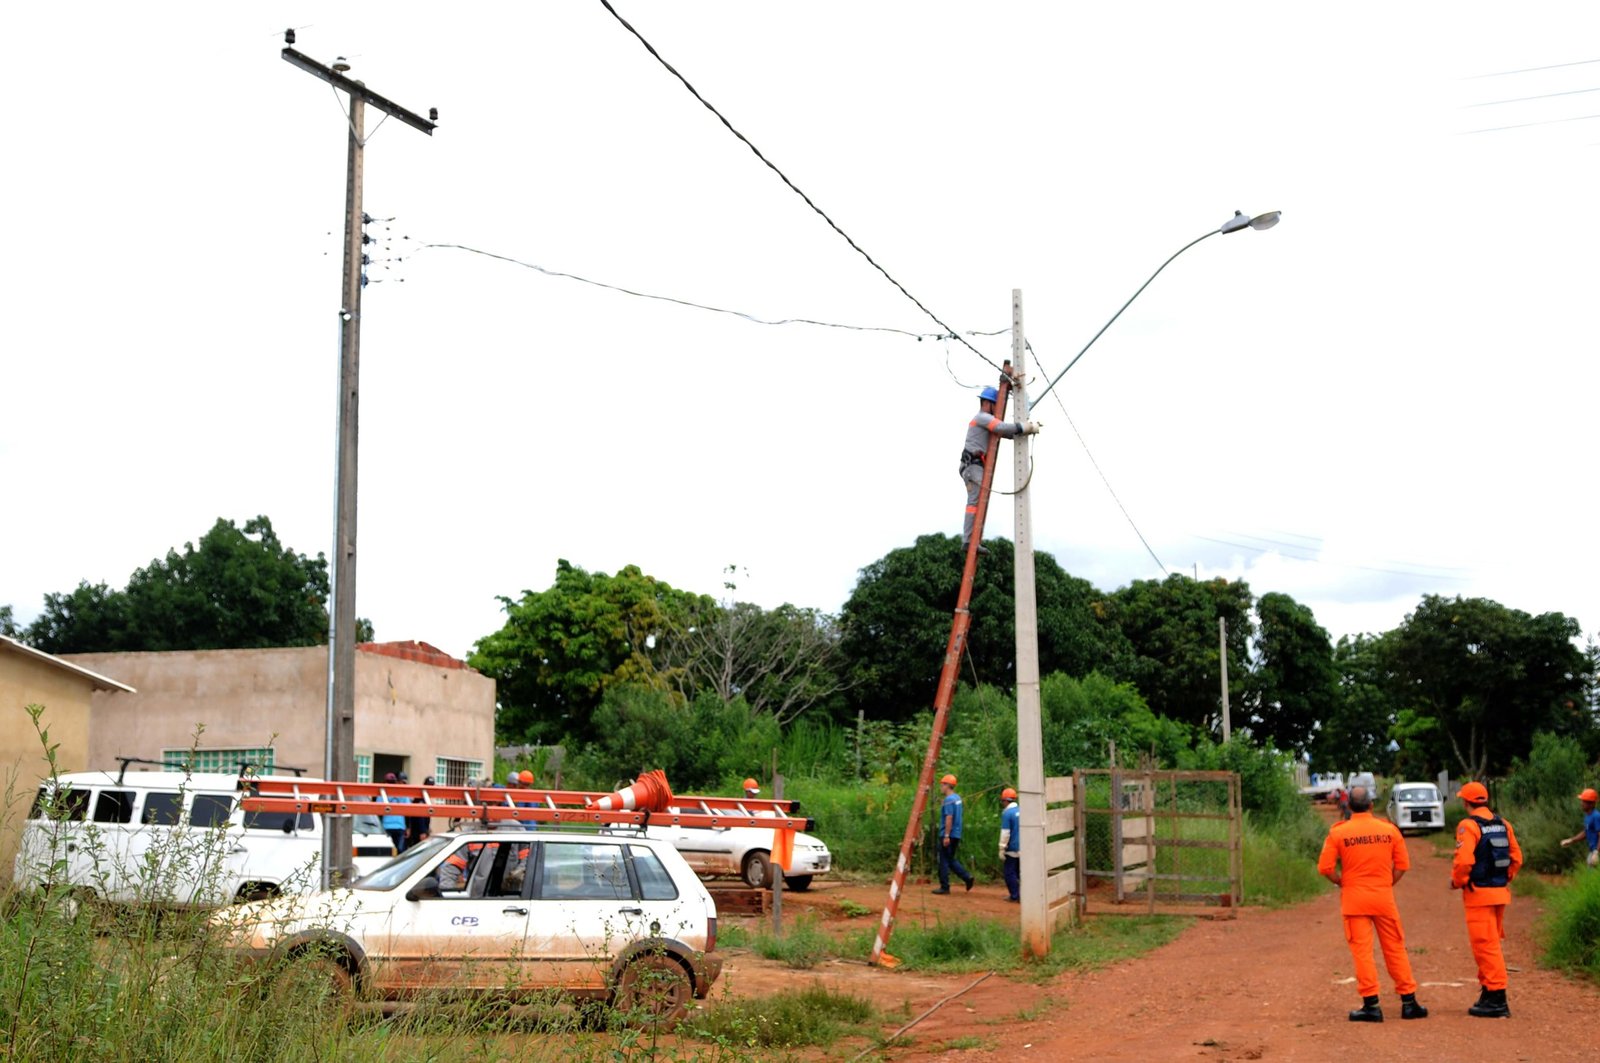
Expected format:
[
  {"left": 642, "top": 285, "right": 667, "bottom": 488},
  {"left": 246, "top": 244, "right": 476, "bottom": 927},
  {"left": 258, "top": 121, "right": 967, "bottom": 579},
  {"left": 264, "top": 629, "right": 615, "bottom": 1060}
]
[{"left": 979, "top": 386, "right": 999, "bottom": 402}]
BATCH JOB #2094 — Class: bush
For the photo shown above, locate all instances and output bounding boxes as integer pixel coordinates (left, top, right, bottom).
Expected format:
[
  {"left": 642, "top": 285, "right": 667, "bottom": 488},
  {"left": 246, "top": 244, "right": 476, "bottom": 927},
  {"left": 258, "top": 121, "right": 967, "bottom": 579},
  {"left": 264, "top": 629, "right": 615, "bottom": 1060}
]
[
  {"left": 1506, "top": 802, "right": 1588, "bottom": 875},
  {"left": 1504, "top": 732, "right": 1592, "bottom": 808},
  {"left": 1243, "top": 813, "right": 1329, "bottom": 906},
  {"left": 683, "top": 985, "right": 874, "bottom": 1047},
  {"left": 1540, "top": 870, "right": 1600, "bottom": 981}
]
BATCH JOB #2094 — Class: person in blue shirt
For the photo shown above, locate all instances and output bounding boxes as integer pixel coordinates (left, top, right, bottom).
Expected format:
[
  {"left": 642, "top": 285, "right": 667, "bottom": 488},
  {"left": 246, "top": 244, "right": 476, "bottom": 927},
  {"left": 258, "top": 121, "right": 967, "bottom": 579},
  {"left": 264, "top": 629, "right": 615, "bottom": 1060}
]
[
  {"left": 932, "top": 774, "right": 974, "bottom": 894},
  {"left": 1560, "top": 787, "right": 1600, "bottom": 868},
  {"left": 998, "top": 787, "right": 1021, "bottom": 902},
  {"left": 379, "top": 772, "right": 410, "bottom": 853}
]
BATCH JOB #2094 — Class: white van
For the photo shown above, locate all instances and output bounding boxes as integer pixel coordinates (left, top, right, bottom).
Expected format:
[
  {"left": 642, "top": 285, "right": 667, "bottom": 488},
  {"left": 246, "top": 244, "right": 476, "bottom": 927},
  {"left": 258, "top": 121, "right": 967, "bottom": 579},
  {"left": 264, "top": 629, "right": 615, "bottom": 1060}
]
[{"left": 13, "top": 770, "right": 398, "bottom": 907}]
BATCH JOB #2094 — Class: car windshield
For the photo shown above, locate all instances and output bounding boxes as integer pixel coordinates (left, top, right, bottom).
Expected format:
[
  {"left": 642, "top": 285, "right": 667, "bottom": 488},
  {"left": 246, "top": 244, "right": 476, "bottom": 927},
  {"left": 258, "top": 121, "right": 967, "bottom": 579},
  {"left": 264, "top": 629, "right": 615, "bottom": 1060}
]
[
  {"left": 1394, "top": 786, "right": 1438, "bottom": 803},
  {"left": 350, "top": 834, "right": 452, "bottom": 891}
]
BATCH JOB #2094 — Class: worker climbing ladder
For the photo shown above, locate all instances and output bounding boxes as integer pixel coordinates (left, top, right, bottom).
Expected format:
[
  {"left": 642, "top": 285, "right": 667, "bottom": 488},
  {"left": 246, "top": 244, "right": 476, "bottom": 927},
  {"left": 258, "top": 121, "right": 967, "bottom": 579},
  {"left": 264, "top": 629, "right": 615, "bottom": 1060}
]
[{"left": 869, "top": 362, "right": 1016, "bottom": 968}]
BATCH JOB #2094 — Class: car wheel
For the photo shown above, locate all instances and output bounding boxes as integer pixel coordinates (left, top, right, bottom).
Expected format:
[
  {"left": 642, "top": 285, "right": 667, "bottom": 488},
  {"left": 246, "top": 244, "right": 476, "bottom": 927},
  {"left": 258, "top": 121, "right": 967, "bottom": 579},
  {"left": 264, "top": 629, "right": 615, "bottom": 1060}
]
[
  {"left": 276, "top": 949, "right": 356, "bottom": 1021},
  {"left": 784, "top": 874, "right": 813, "bottom": 892},
  {"left": 613, "top": 954, "right": 692, "bottom": 1026},
  {"left": 741, "top": 850, "right": 772, "bottom": 889}
]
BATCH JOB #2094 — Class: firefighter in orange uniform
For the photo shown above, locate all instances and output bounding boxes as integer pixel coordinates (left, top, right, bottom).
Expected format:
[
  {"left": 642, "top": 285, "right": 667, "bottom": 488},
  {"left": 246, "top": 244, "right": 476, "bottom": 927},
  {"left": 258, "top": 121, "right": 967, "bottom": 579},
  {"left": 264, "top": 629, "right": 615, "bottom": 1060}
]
[
  {"left": 1317, "top": 784, "right": 1428, "bottom": 1022},
  {"left": 1451, "top": 781, "right": 1522, "bottom": 1018}
]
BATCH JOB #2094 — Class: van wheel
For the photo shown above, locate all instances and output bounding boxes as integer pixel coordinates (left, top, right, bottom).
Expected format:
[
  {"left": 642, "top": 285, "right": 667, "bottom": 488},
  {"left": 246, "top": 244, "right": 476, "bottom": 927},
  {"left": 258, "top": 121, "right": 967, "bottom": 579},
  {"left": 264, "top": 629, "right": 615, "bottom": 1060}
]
[
  {"left": 613, "top": 955, "right": 691, "bottom": 1026},
  {"left": 741, "top": 851, "right": 772, "bottom": 889},
  {"left": 784, "top": 875, "right": 813, "bottom": 892}
]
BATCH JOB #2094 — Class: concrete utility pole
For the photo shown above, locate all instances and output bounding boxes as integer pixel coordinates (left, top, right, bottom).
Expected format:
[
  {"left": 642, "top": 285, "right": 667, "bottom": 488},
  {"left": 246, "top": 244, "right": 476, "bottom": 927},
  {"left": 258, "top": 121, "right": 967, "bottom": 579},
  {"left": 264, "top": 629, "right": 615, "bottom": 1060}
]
[
  {"left": 1011, "top": 290, "right": 1048, "bottom": 958},
  {"left": 281, "top": 36, "right": 436, "bottom": 890},
  {"left": 1220, "top": 616, "right": 1232, "bottom": 742}
]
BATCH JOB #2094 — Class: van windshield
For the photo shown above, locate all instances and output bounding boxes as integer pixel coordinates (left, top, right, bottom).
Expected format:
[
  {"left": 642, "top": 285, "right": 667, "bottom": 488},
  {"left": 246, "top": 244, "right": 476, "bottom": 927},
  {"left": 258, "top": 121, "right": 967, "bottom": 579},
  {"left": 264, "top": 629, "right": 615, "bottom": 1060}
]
[
  {"left": 1394, "top": 786, "right": 1439, "bottom": 804},
  {"left": 351, "top": 834, "right": 452, "bottom": 891}
]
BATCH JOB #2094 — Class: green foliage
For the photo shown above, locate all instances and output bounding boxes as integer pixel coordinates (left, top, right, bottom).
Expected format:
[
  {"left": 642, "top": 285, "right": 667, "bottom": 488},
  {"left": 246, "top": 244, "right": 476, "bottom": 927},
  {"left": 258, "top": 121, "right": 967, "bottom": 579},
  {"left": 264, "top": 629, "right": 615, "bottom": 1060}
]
[
  {"left": 1249, "top": 592, "right": 1338, "bottom": 755},
  {"left": 847, "top": 915, "right": 1184, "bottom": 975},
  {"left": 1242, "top": 813, "right": 1330, "bottom": 906},
  {"left": 747, "top": 915, "right": 835, "bottom": 969},
  {"left": 1539, "top": 869, "right": 1600, "bottom": 981},
  {"left": 1317, "top": 633, "right": 1399, "bottom": 775},
  {"left": 1110, "top": 574, "right": 1254, "bottom": 734},
  {"left": 0, "top": 603, "right": 18, "bottom": 636},
  {"left": 578, "top": 685, "right": 780, "bottom": 792},
  {"left": 23, "top": 516, "right": 341, "bottom": 654},
  {"left": 1504, "top": 732, "right": 1591, "bottom": 807},
  {"left": 683, "top": 984, "right": 875, "bottom": 1048},
  {"left": 471, "top": 560, "right": 712, "bottom": 745},
  {"left": 839, "top": 534, "right": 1134, "bottom": 721},
  {"left": 1040, "top": 671, "right": 1190, "bottom": 772},
  {"left": 1381, "top": 595, "right": 1589, "bottom": 777},
  {"left": 1177, "top": 737, "right": 1303, "bottom": 821}
]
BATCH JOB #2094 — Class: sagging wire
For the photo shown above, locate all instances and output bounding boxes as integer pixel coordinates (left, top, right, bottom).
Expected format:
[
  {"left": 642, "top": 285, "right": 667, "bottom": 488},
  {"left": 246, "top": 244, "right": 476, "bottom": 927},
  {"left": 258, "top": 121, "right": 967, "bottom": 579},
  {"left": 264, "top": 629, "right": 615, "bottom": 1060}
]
[
  {"left": 595, "top": 0, "right": 1010, "bottom": 377},
  {"left": 1025, "top": 340, "right": 1168, "bottom": 576}
]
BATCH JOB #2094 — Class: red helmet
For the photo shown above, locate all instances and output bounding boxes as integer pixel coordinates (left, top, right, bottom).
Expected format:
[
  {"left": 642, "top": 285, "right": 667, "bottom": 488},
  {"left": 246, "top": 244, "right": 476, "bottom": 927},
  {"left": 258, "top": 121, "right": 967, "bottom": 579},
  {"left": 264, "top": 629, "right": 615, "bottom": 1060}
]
[
  {"left": 1001, "top": 787, "right": 1018, "bottom": 801},
  {"left": 940, "top": 774, "right": 958, "bottom": 786},
  {"left": 742, "top": 778, "right": 760, "bottom": 794},
  {"left": 1579, "top": 788, "right": 1598, "bottom": 803}
]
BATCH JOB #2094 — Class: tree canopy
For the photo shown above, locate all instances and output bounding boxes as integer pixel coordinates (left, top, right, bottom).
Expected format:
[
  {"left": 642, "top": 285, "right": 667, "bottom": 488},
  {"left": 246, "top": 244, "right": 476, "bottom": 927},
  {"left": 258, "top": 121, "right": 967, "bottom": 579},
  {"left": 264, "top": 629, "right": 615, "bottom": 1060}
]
[
  {"left": 22, "top": 516, "right": 352, "bottom": 654},
  {"left": 1110, "top": 574, "right": 1254, "bottom": 735},
  {"left": 1248, "top": 591, "right": 1339, "bottom": 755}
]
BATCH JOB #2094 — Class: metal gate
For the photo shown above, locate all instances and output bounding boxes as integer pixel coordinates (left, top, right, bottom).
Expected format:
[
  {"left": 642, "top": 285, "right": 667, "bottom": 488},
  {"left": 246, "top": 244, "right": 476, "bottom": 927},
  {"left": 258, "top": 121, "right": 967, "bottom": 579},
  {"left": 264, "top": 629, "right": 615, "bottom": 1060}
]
[{"left": 1074, "top": 769, "right": 1241, "bottom": 913}]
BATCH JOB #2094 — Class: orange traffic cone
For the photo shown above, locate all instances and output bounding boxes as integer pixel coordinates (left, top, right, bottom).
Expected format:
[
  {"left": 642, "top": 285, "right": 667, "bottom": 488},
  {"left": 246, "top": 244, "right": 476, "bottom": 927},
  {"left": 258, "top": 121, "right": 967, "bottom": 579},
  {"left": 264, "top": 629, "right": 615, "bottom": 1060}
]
[{"left": 586, "top": 769, "right": 673, "bottom": 813}]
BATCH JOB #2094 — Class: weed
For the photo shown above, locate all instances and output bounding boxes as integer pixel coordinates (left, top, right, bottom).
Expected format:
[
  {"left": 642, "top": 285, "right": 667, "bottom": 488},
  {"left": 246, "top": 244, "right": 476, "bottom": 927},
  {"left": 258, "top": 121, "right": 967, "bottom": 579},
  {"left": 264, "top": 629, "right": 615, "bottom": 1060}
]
[
  {"left": 844, "top": 914, "right": 1185, "bottom": 976},
  {"left": 749, "top": 915, "right": 836, "bottom": 969},
  {"left": 836, "top": 898, "right": 873, "bottom": 918},
  {"left": 937, "top": 1034, "right": 995, "bottom": 1051},
  {"left": 683, "top": 984, "right": 875, "bottom": 1048},
  {"left": 1539, "top": 870, "right": 1600, "bottom": 981}
]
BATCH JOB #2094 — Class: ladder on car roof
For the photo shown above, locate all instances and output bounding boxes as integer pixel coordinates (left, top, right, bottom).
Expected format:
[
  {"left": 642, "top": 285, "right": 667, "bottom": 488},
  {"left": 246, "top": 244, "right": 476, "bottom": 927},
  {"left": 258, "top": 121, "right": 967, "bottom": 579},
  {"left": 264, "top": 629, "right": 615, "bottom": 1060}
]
[{"left": 238, "top": 769, "right": 812, "bottom": 870}]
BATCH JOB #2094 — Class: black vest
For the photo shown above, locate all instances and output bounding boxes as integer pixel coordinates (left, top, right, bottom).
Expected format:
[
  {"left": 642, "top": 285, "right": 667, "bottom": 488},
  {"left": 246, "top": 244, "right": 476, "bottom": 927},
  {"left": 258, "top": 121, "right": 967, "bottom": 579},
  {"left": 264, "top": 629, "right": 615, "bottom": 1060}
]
[{"left": 1469, "top": 813, "right": 1512, "bottom": 888}]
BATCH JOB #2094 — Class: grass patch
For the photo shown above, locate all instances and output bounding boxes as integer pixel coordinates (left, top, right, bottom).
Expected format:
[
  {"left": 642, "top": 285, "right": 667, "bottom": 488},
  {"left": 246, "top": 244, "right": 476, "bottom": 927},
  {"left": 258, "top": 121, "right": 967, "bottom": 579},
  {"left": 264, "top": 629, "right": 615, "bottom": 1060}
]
[
  {"left": 1514, "top": 873, "right": 1554, "bottom": 900},
  {"left": 836, "top": 898, "right": 874, "bottom": 918},
  {"left": 718, "top": 922, "right": 752, "bottom": 947},
  {"left": 1242, "top": 810, "right": 1330, "bottom": 907},
  {"left": 749, "top": 915, "right": 837, "bottom": 969},
  {"left": 683, "top": 984, "right": 875, "bottom": 1048},
  {"left": 1539, "top": 870, "right": 1600, "bottom": 981},
  {"left": 937, "top": 1034, "right": 995, "bottom": 1051},
  {"left": 849, "top": 914, "right": 1185, "bottom": 976}
]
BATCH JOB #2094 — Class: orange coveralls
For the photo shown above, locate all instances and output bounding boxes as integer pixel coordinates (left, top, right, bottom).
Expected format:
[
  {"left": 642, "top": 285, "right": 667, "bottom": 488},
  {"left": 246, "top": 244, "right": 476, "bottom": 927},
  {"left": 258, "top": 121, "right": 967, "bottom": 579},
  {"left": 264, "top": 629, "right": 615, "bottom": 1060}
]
[
  {"left": 1452, "top": 808, "right": 1523, "bottom": 991},
  {"left": 1317, "top": 811, "right": 1418, "bottom": 998}
]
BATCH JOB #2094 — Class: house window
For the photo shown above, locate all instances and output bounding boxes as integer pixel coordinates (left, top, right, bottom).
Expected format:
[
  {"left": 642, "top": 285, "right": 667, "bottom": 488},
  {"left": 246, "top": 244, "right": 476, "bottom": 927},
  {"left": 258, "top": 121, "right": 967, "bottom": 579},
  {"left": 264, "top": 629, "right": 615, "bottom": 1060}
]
[
  {"left": 434, "top": 757, "right": 484, "bottom": 787},
  {"left": 356, "top": 754, "right": 373, "bottom": 784},
  {"left": 163, "top": 748, "right": 277, "bottom": 775}
]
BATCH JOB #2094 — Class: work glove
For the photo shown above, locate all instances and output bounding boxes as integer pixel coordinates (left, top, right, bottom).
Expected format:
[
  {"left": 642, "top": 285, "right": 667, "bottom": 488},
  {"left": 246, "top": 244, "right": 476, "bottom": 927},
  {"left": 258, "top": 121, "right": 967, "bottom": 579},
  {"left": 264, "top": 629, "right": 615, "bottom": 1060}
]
[
  {"left": 1589, "top": 849, "right": 1598, "bottom": 868},
  {"left": 1021, "top": 420, "right": 1042, "bottom": 435}
]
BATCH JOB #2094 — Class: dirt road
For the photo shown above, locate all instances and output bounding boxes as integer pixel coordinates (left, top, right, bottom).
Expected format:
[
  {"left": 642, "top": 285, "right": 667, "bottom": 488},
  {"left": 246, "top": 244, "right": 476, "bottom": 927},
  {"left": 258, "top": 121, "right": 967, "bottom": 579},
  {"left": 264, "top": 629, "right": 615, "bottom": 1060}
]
[{"left": 716, "top": 831, "right": 1600, "bottom": 1061}]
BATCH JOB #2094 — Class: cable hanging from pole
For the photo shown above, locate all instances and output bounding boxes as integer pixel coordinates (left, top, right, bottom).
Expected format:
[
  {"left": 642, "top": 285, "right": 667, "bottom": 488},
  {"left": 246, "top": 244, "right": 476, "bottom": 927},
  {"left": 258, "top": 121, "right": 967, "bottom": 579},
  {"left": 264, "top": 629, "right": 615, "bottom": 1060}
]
[{"left": 596, "top": 0, "right": 1008, "bottom": 376}]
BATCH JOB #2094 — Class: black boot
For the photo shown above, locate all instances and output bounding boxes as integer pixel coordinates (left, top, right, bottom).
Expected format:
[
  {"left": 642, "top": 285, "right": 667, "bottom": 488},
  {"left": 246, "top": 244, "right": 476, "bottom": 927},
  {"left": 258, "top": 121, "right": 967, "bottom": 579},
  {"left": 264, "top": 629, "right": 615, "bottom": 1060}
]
[
  {"left": 1347, "top": 996, "right": 1383, "bottom": 1022},
  {"left": 1400, "top": 993, "right": 1427, "bottom": 1020},
  {"left": 1468, "top": 988, "right": 1510, "bottom": 1018}
]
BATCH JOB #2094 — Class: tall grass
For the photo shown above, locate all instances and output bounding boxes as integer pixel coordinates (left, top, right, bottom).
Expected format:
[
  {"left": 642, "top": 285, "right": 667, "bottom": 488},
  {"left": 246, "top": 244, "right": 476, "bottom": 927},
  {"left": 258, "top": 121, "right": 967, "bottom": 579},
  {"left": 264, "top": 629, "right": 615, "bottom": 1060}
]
[
  {"left": 845, "top": 914, "right": 1186, "bottom": 975},
  {"left": 1539, "top": 870, "right": 1600, "bottom": 981}
]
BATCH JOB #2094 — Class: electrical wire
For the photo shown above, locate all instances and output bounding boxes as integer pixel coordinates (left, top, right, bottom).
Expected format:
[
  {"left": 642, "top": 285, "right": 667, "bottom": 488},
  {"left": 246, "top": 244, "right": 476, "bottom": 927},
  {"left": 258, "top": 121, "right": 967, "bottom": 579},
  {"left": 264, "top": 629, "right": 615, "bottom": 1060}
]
[
  {"left": 1192, "top": 534, "right": 1471, "bottom": 582},
  {"left": 1465, "top": 57, "right": 1600, "bottom": 79},
  {"left": 1463, "top": 111, "right": 1600, "bottom": 134},
  {"left": 1025, "top": 341, "right": 1169, "bottom": 576},
  {"left": 595, "top": 0, "right": 1009, "bottom": 377},
  {"left": 1465, "top": 84, "right": 1600, "bottom": 107},
  {"left": 413, "top": 241, "right": 1009, "bottom": 343}
]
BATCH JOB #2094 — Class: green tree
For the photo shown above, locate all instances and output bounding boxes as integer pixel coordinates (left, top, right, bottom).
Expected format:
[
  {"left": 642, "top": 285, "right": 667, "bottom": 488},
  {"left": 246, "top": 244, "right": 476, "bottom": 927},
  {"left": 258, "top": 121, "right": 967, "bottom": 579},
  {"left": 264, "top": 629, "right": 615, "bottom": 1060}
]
[
  {"left": 1315, "top": 633, "right": 1398, "bottom": 775},
  {"left": 1248, "top": 592, "right": 1338, "bottom": 755},
  {"left": 1110, "top": 574, "right": 1254, "bottom": 735},
  {"left": 1383, "top": 595, "right": 1589, "bottom": 778},
  {"left": 0, "top": 604, "right": 18, "bottom": 637},
  {"left": 470, "top": 561, "right": 712, "bottom": 745},
  {"left": 25, "top": 516, "right": 339, "bottom": 654},
  {"left": 838, "top": 534, "right": 1134, "bottom": 720},
  {"left": 667, "top": 598, "right": 850, "bottom": 724}
]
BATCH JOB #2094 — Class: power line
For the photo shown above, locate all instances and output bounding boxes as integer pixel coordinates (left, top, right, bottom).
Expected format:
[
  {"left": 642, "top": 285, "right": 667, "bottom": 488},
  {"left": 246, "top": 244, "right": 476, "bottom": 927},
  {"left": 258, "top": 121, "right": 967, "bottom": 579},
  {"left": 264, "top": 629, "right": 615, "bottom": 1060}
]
[
  {"left": 1466, "top": 57, "right": 1600, "bottom": 79},
  {"left": 412, "top": 240, "right": 1010, "bottom": 344},
  {"left": 1025, "top": 341, "right": 1168, "bottom": 576},
  {"left": 595, "top": 0, "right": 1008, "bottom": 377},
  {"left": 1466, "top": 84, "right": 1600, "bottom": 108},
  {"left": 1192, "top": 534, "right": 1471, "bottom": 582},
  {"left": 1463, "top": 111, "right": 1600, "bottom": 135}
]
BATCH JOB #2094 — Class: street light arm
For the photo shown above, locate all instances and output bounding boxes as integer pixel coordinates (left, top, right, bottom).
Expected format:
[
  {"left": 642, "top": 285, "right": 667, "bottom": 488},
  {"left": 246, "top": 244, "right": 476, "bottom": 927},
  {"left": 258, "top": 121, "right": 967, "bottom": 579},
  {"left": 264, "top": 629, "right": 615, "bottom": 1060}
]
[{"left": 1031, "top": 227, "right": 1219, "bottom": 407}]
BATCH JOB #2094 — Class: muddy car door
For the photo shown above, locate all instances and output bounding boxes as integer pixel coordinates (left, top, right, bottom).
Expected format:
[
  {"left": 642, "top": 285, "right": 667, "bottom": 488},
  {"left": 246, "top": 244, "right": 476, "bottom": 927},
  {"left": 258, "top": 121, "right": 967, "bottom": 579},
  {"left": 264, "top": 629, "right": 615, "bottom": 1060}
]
[
  {"left": 528, "top": 839, "right": 660, "bottom": 990},
  {"left": 370, "top": 839, "right": 535, "bottom": 992}
]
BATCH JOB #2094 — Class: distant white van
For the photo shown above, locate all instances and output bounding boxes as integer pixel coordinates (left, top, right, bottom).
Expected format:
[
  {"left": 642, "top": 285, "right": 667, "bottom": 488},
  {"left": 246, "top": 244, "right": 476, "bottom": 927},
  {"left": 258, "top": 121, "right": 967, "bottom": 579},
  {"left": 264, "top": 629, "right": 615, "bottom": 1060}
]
[{"left": 13, "top": 770, "right": 398, "bottom": 907}]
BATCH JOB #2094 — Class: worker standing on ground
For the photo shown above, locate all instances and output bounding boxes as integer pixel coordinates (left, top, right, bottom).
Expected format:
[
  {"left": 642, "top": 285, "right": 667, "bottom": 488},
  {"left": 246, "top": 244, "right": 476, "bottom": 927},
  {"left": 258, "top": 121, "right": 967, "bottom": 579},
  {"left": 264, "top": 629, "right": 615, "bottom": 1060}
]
[
  {"left": 1558, "top": 787, "right": 1599, "bottom": 868},
  {"left": 998, "top": 786, "right": 1021, "bottom": 902},
  {"left": 1317, "top": 784, "right": 1427, "bottom": 1022},
  {"left": 1451, "top": 781, "right": 1523, "bottom": 1018},
  {"left": 932, "top": 774, "right": 973, "bottom": 894},
  {"left": 958, "top": 386, "right": 1039, "bottom": 552}
]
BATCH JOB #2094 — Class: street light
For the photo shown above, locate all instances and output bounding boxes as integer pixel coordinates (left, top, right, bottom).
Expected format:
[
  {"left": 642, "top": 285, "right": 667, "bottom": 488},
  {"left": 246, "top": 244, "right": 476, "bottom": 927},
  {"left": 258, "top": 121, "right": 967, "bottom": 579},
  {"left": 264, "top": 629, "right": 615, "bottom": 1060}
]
[{"left": 1031, "top": 209, "right": 1281, "bottom": 406}]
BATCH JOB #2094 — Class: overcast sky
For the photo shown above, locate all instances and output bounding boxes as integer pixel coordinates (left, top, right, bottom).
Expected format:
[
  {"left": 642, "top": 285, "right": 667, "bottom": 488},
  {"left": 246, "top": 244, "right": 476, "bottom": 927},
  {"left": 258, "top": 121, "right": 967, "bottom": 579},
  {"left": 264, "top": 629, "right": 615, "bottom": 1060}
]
[{"left": 4, "top": 2, "right": 1597, "bottom": 662}]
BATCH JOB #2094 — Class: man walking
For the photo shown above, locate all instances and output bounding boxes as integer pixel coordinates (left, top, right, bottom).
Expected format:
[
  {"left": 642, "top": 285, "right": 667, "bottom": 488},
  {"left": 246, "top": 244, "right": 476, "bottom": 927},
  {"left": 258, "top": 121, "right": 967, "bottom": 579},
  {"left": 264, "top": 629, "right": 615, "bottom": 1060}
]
[
  {"left": 958, "top": 386, "right": 1038, "bottom": 551},
  {"left": 1452, "top": 781, "right": 1523, "bottom": 1018},
  {"left": 1558, "top": 787, "right": 1599, "bottom": 869},
  {"left": 998, "top": 786, "right": 1021, "bottom": 902},
  {"left": 1316, "top": 784, "right": 1428, "bottom": 1022},
  {"left": 932, "top": 774, "right": 973, "bottom": 894},
  {"left": 380, "top": 772, "right": 409, "bottom": 853}
]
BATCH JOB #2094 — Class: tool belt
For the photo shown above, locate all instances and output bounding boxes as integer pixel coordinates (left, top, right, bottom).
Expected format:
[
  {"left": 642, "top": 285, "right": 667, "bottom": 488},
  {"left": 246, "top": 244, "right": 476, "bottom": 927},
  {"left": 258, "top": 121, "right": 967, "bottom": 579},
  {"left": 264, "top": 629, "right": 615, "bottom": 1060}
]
[{"left": 959, "top": 449, "right": 985, "bottom": 470}]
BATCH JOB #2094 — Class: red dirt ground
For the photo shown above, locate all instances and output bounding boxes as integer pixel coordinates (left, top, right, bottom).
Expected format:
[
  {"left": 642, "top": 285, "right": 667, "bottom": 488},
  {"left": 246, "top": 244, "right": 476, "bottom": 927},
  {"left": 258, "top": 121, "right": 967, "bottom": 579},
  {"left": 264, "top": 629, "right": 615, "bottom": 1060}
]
[{"left": 710, "top": 823, "right": 1600, "bottom": 1061}]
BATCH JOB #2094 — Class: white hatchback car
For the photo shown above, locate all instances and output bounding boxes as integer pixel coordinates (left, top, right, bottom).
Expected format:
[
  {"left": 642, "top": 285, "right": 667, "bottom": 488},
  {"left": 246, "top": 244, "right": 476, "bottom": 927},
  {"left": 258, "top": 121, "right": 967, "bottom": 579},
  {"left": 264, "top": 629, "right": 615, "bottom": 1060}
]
[
  {"left": 209, "top": 829, "right": 722, "bottom": 1019},
  {"left": 1386, "top": 782, "right": 1445, "bottom": 833},
  {"left": 644, "top": 815, "right": 831, "bottom": 890}
]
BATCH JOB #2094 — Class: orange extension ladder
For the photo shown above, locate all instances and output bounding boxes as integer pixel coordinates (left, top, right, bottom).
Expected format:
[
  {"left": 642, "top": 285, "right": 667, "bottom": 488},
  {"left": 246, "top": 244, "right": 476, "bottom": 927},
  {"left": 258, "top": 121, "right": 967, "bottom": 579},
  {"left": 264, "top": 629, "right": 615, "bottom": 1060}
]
[{"left": 238, "top": 769, "right": 812, "bottom": 871}]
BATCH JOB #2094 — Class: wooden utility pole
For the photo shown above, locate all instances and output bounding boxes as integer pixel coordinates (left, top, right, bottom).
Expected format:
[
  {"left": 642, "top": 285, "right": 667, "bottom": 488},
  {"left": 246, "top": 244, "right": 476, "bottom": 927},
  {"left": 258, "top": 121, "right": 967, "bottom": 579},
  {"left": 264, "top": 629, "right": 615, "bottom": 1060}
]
[
  {"left": 1011, "top": 290, "right": 1048, "bottom": 957},
  {"left": 281, "top": 38, "right": 436, "bottom": 889},
  {"left": 1220, "top": 617, "right": 1231, "bottom": 742}
]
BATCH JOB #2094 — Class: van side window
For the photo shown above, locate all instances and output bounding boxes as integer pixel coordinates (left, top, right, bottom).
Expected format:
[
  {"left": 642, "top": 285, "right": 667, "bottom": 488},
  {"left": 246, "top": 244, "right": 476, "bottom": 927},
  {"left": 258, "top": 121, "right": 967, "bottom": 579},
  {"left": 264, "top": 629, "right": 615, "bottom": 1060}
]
[
  {"left": 242, "top": 810, "right": 314, "bottom": 832},
  {"left": 93, "top": 791, "right": 135, "bottom": 824},
  {"left": 190, "top": 795, "right": 235, "bottom": 828},
  {"left": 142, "top": 792, "right": 183, "bottom": 825},
  {"left": 38, "top": 789, "right": 91, "bottom": 822}
]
